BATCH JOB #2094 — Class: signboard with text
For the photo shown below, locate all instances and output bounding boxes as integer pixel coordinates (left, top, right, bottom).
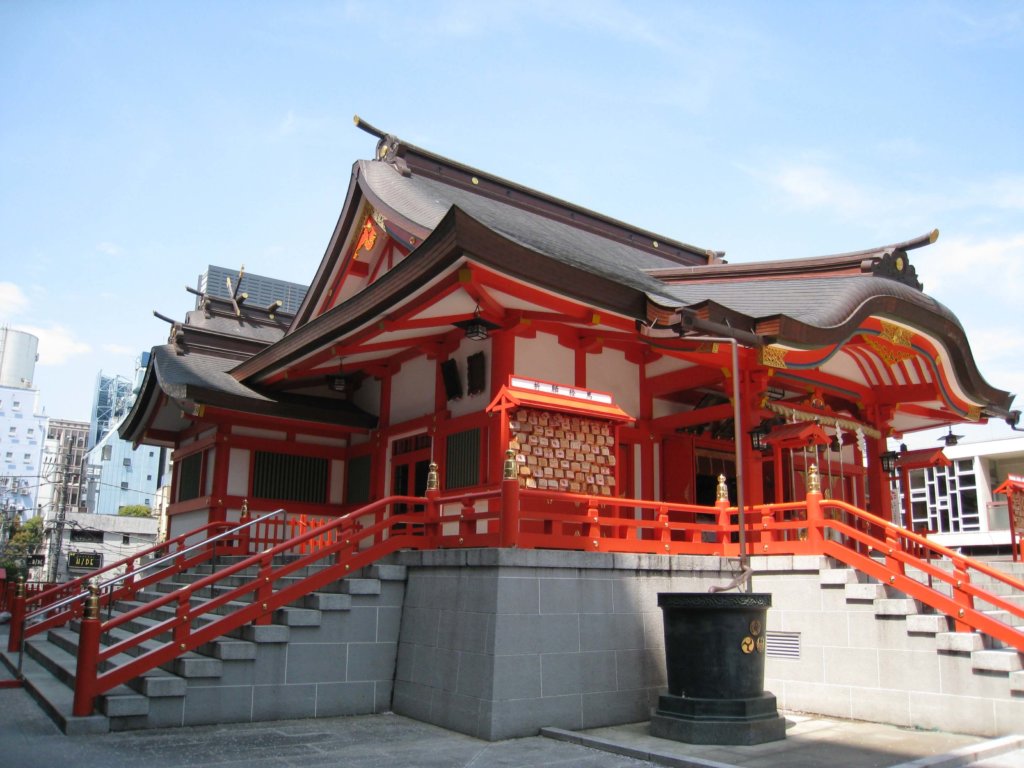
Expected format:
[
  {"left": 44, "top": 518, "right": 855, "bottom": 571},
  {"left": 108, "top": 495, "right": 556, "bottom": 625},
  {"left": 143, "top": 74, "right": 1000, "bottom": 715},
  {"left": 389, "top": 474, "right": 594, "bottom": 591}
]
[{"left": 68, "top": 551, "right": 102, "bottom": 571}]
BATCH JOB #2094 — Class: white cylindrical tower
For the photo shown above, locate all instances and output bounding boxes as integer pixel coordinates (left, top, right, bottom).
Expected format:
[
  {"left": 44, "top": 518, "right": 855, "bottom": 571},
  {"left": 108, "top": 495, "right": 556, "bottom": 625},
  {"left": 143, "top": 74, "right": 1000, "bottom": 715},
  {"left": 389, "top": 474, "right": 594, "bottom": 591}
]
[{"left": 0, "top": 327, "right": 39, "bottom": 388}]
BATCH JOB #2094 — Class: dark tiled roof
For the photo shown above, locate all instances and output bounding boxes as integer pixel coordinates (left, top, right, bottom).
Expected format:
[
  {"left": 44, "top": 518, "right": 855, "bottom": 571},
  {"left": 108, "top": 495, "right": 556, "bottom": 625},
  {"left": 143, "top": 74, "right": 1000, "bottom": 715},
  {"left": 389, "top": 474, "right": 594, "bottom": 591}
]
[
  {"left": 652, "top": 274, "right": 960, "bottom": 330},
  {"left": 359, "top": 160, "right": 692, "bottom": 299}
]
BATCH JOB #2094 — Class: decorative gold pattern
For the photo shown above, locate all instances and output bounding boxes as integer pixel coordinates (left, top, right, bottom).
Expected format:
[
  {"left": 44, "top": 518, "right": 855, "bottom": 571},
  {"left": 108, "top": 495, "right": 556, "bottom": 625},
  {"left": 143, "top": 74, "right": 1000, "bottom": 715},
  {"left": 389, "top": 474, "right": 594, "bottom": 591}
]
[
  {"left": 966, "top": 405, "right": 982, "bottom": 422},
  {"left": 756, "top": 636, "right": 766, "bottom": 653},
  {"left": 749, "top": 620, "right": 762, "bottom": 636},
  {"left": 741, "top": 636, "right": 755, "bottom": 654},
  {"left": 862, "top": 334, "right": 915, "bottom": 366},
  {"left": 879, "top": 320, "right": 913, "bottom": 347},
  {"left": 759, "top": 345, "right": 788, "bottom": 369}
]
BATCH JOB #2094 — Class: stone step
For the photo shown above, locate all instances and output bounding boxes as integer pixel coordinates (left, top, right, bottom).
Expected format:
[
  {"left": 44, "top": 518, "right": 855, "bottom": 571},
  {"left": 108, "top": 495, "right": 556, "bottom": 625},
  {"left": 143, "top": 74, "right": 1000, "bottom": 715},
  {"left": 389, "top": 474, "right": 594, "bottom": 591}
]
[
  {"left": 874, "top": 598, "right": 920, "bottom": 616},
  {"left": 1011, "top": 670, "right": 1024, "bottom": 693},
  {"left": 936, "top": 631, "right": 985, "bottom": 653},
  {"left": 972, "top": 649, "right": 1024, "bottom": 673},
  {"left": 820, "top": 568, "right": 859, "bottom": 586},
  {"left": 844, "top": 582, "right": 889, "bottom": 601},
  {"left": 6, "top": 648, "right": 109, "bottom": 735},
  {"left": 906, "top": 613, "right": 951, "bottom": 634}
]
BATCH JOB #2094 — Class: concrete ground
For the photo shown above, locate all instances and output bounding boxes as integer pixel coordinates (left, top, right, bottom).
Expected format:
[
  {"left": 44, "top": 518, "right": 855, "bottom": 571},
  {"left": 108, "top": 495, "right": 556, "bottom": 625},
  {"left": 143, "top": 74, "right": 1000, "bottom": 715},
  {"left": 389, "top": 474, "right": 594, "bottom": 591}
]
[
  {"left": 1, "top": 677, "right": 1022, "bottom": 768},
  {"left": 2, "top": 622, "right": 1022, "bottom": 768}
]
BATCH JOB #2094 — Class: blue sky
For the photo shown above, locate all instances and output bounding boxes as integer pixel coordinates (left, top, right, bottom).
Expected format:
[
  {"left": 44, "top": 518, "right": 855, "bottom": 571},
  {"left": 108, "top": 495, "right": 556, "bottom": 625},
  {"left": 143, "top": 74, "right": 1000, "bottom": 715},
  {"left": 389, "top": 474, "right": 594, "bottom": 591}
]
[{"left": 1, "top": 1, "right": 1022, "bottom": 444}]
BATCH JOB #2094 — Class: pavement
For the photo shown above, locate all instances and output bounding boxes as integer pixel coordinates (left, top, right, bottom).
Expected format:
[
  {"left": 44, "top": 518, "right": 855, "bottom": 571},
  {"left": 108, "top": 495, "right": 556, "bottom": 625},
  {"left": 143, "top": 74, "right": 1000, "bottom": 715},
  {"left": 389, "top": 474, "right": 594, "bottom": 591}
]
[{"left": 1, "top": 626, "right": 1022, "bottom": 768}]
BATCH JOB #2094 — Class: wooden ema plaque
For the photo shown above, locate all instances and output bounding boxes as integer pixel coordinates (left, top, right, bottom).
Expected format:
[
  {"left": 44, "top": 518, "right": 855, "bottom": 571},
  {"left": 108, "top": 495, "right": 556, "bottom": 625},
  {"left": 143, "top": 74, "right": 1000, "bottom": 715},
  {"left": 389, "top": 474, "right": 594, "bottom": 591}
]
[{"left": 508, "top": 407, "right": 617, "bottom": 496}]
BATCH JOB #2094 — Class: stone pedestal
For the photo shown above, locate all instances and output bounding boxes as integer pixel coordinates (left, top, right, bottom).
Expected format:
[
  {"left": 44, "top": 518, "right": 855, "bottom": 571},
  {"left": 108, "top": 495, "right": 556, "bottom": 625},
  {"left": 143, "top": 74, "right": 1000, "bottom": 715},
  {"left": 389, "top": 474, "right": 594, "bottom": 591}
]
[{"left": 650, "top": 592, "right": 786, "bottom": 746}]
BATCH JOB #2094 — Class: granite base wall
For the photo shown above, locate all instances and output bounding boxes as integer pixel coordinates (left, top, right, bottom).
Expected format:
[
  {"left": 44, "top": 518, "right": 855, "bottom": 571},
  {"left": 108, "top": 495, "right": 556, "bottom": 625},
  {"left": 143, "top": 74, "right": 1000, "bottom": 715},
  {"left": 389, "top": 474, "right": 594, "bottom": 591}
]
[
  {"left": 390, "top": 549, "right": 741, "bottom": 740},
  {"left": 387, "top": 550, "right": 1024, "bottom": 740}
]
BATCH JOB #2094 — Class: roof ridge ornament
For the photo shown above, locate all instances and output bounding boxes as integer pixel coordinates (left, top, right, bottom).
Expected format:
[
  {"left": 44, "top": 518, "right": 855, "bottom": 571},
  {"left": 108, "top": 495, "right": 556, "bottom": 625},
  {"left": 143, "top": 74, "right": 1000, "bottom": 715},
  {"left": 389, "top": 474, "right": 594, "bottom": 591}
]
[
  {"left": 353, "top": 114, "right": 411, "bottom": 176},
  {"left": 869, "top": 248, "right": 923, "bottom": 290}
]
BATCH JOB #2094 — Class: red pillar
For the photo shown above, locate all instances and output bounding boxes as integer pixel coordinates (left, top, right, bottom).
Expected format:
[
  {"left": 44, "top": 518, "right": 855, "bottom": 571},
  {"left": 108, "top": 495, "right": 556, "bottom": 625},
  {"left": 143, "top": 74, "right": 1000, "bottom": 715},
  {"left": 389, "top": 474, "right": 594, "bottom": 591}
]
[
  {"left": 6, "top": 577, "right": 25, "bottom": 652},
  {"left": 72, "top": 584, "right": 101, "bottom": 717}
]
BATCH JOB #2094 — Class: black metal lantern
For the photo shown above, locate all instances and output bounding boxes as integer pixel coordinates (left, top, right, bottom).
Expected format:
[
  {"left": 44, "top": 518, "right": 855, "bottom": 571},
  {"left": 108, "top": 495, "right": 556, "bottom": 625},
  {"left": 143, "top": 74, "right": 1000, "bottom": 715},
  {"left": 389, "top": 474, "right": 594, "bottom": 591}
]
[
  {"left": 748, "top": 423, "right": 770, "bottom": 452},
  {"left": 879, "top": 450, "right": 899, "bottom": 475},
  {"left": 454, "top": 306, "right": 500, "bottom": 341}
]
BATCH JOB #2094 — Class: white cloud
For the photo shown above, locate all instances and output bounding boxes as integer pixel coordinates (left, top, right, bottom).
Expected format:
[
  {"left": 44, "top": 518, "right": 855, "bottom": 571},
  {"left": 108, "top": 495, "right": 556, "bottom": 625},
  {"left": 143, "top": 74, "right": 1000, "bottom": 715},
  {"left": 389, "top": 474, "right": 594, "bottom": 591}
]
[
  {"left": 769, "top": 163, "right": 875, "bottom": 217},
  {"left": 923, "top": 233, "right": 1024, "bottom": 299},
  {"left": 96, "top": 242, "right": 122, "bottom": 256},
  {"left": 102, "top": 343, "right": 135, "bottom": 356},
  {"left": 0, "top": 282, "right": 30, "bottom": 320},
  {"left": 16, "top": 324, "right": 91, "bottom": 366}
]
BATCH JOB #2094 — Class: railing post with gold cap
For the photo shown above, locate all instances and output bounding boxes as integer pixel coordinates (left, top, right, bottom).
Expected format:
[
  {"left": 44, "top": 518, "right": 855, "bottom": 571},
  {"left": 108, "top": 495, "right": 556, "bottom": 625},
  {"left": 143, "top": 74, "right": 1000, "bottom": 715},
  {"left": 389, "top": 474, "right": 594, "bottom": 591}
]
[
  {"left": 715, "top": 475, "right": 731, "bottom": 547},
  {"left": 500, "top": 446, "right": 520, "bottom": 548},
  {"left": 805, "top": 464, "right": 824, "bottom": 549},
  {"left": 7, "top": 576, "right": 25, "bottom": 652},
  {"left": 425, "top": 461, "right": 440, "bottom": 547},
  {"left": 72, "top": 582, "right": 101, "bottom": 716},
  {"left": 238, "top": 499, "right": 251, "bottom": 556}
]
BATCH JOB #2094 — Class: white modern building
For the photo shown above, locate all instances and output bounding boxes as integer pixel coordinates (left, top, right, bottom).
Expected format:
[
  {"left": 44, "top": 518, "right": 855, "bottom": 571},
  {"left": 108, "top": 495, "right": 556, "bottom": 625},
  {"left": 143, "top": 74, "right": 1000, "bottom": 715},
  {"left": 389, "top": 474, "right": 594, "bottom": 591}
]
[
  {"left": 0, "top": 328, "right": 48, "bottom": 528},
  {"left": 893, "top": 434, "right": 1024, "bottom": 554}
]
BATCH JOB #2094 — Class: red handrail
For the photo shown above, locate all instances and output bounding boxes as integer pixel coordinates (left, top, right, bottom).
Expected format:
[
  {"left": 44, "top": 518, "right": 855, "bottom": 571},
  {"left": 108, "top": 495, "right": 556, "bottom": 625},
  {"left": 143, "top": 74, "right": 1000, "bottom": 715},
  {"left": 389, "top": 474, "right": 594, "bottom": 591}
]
[
  {"left": 68, "top": 476, "right": 1024, "bottom": 716},
  {"left": 72, "top": 496, "right": 430, "bottom": 715}
]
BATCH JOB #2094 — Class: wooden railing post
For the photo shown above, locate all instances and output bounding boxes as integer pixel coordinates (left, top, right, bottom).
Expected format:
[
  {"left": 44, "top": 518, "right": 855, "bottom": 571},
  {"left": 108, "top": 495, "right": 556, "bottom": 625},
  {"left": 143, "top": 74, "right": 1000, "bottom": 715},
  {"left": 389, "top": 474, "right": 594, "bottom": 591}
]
[
  {"left": 7, "top": 576, "right": 25, "bottom": 652},
  {"left": 72, "top": 583, "right": 101, "bottom": 717},
  {"left": 658, "top": 506, "right": 672, "bottom": 553},
  {"left": 951, "top": 560, "right": 974, "bottom": 632},
  {"left": 459, "top": 498, "right": 475, "bottom": 544},
  {"left": 425, "top": 462, "right": 440, "bottom": 547},
  {"left": 586, "top": 502, "right": 601, "bottom": 551},
  {"left": 255, "top": 553, "right": 274, "bottom": 626},
  {"left": 500, "top": 447, "right": 520, "bottom": 548},
  {"left": 805, "top": 464, "right": 824, "bottom": 549}
]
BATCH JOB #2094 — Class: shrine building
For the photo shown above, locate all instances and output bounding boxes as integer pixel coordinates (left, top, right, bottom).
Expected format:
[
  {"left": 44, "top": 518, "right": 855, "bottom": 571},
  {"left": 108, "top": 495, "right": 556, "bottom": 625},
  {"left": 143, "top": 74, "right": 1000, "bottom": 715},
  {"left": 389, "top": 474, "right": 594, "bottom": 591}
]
[{"left": 123, "top": 117, "right": 1016, "bottom": 544}]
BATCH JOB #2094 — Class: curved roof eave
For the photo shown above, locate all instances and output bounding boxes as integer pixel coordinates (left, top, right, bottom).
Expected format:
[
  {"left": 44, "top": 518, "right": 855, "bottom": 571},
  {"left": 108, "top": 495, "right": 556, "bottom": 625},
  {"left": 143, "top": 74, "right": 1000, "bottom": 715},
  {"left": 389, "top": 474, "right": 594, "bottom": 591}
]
[{"left": 646, "top": 276, "right": 1013, "bottom": 414}]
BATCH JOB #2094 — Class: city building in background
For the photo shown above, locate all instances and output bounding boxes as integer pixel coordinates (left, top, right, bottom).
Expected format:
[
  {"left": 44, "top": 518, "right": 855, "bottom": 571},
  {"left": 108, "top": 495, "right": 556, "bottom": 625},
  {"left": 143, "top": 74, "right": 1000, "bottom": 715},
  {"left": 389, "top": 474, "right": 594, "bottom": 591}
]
[
  {"left": 34, "top": 509, "right": 159, "bottom": 583},
  {"left": 197, "top": 265, "right": 308, "bottom": 315},
  {"left": 0, "top": 328, "right": 48, "bottom": 533},
  {"left": 83, "top": 352, "right": 169, "bottom": 516},
  {"left": 892, "top": 435, "right": 1024, "bottom": 554},
  {"left": 88, "top": 370, "right": 133, "bottom": 449}
]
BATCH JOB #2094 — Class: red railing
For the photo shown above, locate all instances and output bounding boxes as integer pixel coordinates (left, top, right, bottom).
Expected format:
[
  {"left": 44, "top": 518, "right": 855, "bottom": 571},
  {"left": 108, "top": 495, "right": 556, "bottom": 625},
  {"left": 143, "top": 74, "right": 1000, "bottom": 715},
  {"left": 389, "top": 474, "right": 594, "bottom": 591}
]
[
  {"left": 70, "top": 496, "right": 433, "bottom": 716},
  {"left": 43, "top": 466, "right": 1024, "bottom": 717}
]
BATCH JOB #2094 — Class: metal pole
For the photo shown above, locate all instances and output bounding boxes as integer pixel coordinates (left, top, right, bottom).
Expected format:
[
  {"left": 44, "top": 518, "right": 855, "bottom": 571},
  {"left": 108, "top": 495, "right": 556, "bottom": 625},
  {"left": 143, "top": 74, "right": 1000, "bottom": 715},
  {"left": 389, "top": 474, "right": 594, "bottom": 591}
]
[{"left": 679, "top": 336, "right": 748, "bottom": 586}]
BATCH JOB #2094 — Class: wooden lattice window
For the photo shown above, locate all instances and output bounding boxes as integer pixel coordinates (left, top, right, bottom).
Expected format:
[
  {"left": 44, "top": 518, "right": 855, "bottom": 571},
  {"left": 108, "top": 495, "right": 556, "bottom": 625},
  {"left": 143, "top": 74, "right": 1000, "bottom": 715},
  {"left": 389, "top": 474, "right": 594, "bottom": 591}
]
[
  {"left": 253, "top": 451, "right": 328, "bottom": 504},
  {"left": 177, "top": 452, "right": 203, "bottom": 502},
  {"left": 446, "top": 428, "right": 481, "bottom": 490}
]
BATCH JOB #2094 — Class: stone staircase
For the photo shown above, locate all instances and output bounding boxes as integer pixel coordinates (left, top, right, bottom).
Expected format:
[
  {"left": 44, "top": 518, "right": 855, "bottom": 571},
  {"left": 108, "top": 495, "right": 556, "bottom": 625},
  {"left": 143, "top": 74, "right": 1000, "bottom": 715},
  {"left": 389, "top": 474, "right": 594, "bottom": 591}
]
[
  {"left": 0, "top": 556, "right": 408, "bottom": 734},
  {"left": 820, "top": 558, "right": 1024, "bottom": 696}
]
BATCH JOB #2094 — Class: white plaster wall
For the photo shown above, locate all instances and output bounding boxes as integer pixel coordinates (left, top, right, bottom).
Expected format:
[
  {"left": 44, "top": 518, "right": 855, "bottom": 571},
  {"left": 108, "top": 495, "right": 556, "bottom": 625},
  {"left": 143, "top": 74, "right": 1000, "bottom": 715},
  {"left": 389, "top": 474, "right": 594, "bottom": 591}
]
[
  {"left": 391, "top": 356, "right": 435, "bottom": 425},
  {"left": 204, "top": 447, "right": 216, "bottom": 495},
  {"left": 330, "top": 459, "right": 344, "bottom": 504},
  {"left": 586, "top": 346, "right": 639, "bottom": 417},
  {"left": 644, "top": 355, "right": 693, "bottom": 377},
  {"left": 652, "top": 397, "right": 687, "bottom": 420},
  {"left": 351, "top": 376, "right": 381, "bottom": 420},
  {"left": 448, "top": 337, "right": 491, "bottom": 419},
  {"left": 168, "top": 510, "right": 210, "bottom": 542},
  {"left": 514, "top": 332, "right": 573, "bottom": 388},
  {"left": 227, "top": 448, "right": 250, "bottom": 497}
]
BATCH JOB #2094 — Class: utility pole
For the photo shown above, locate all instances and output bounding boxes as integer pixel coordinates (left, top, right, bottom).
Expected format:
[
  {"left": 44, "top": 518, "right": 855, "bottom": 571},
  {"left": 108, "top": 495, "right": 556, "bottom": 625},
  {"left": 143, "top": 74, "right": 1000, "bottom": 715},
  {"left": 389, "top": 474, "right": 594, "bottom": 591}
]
[{"left": 45, "top": 436, "right": 72, "bottom": 583}]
